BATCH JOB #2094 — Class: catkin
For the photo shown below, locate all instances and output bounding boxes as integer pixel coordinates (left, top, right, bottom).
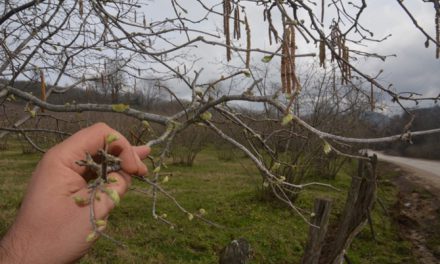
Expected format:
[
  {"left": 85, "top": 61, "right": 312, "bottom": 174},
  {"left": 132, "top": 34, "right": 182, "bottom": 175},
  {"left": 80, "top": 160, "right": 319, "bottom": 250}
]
[
  {"left": 344, "top": 46, "right": 351, "bottom": 80},
  {"left": 330, "top": 25, "right": 339, "bottom": 62},
  {"left": 233, "top": 7, "right": 241, "bottom": 39},
  {"left": 79, "top": 0, "right": 83, "bottom": 17},
  {"left": 223, "top": 0, "right": 232, "bottom": 61},
  {"left": 436, "top": 10, "right": 439, "bottom": 59},
  {"left": 341, "top": 46, "right": 350, "bottom": 84},
  {"left": 39, "top": 70, "right": 46, "bottom": 112},
  {"left": 281, "top": 36, "right": 287, "bottom": 93},
  {"left": 289, "top": 26, "right": 296, "bottom": 94},
  {"left": 245, "top": 15, "right": 251, "bottom": 69},
  {"left": 319, "top": 36, "right": 326, "bottom": 68},
  {"left": 281, "top": 23, "right": 296, "bottom": 95}
]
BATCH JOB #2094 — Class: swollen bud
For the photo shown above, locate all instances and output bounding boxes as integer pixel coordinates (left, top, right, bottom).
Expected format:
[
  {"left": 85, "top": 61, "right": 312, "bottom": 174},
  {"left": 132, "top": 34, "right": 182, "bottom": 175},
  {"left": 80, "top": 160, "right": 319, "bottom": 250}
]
[
  {"left": 111, "top": 104, "right": 130, "bottom": 112},
  {"left": 281, "top": 114, "right": 293, "bottom": 126},
  {"left": 323, "top": 141, "right": 332, "bottom": 155},
  {"left": 103, "top": 188, "right": 120, "bottom": 206},
  {"left": 200, "top": 112, "right": 212, "bottom": 121},
  {"left": 153, "top": 166, "right": 161, "bottom": 174},
  {"left": 95, "top": 220, "right": 107, "bottom": 227},
  {"left": 105, "top": 134, "right": 119, "bottom": 144},
  {"left": 73, "top": 196, "right": 89, "bottom": 206},
  {"left": 85, "top": 231, "right": 98, "bottom": 242},
  {"left": 187, "top": 213, "right": 194, "bottom": 221},
  {"left": 108, "top": 176, "right": 118, "bottom": 183}
]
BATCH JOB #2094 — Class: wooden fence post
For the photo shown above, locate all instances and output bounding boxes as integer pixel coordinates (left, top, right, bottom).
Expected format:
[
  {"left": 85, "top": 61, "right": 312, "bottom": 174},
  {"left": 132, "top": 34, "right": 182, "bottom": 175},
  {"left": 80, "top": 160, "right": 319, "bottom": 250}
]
[{"left": 301, "top": 198, "right": 333, "bottom": 264}]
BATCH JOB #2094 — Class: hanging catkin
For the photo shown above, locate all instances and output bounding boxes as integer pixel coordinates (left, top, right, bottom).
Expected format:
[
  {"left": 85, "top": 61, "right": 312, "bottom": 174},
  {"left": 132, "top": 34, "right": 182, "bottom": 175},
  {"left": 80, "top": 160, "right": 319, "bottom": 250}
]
[
  {"left": 143, "top": 15, "right": 147, "bottom": 28},
  {"left": 344, "top": 46, "right": 351, "bottom": 79},
  {"left": 233, "top": 7, "right": 241, "bottom": 39},
  {"left": 79, "top": 0, "right": 83, "bottom": 17},
  {"left": 233, "top": 7, "right": 238, "bottom": 39},
  {"left": 267, "top": 10, "right": 272, "bottom": 45},
  {"left": 370, "top": 83, "right": 375, "bottom": 111},
  {"left": 245, "top": 15, "right": 251, "bottom": 69},
  {"left": 223, "top": 0, "right": 232, "bottom": 61},
  {"left": 281, "top": 21, "right": 296, "bottom": 95},
  {"left": 289, "top": 25, "right": 296, "bottom": 94},
  {"left": 321, "top": 0, "right": 325, "bottom": 23},
  {"left": 281, "top": 35, "right": 287, "bottom": 93},
  {"left": 341, "top": 45, "right": 350, "bottom": 85},
  {"left": 436, "top": 9, "right": 439, "bottom": 59},
  {"left": 319, "top": 36, "right": 326, "bottom": 68},
  {"left": 39, "top": 70, "right": 46, "bottom": 112},
  {"left": 330, "top": 26, "right": 337, "bottom": 62}
]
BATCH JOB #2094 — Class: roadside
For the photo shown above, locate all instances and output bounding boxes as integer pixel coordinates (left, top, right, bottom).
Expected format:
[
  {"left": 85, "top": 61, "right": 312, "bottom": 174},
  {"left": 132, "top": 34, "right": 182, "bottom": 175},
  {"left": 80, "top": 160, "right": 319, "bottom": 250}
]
[
  {"left": 386, "top": 164, "right": 440, "bottom": 263},
  {"left": 372, "top": 151, "right": 440, "bottom": 192}
]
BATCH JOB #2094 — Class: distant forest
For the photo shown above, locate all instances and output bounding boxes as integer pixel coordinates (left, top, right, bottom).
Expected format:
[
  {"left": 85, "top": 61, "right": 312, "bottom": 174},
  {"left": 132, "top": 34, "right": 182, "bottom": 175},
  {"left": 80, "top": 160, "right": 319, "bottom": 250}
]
[
  {"left": 3, "top": 79, "right": 440, "bottom": 160},
  {"left": 379, "top": 106, "right": 440, "bottom": 160}
]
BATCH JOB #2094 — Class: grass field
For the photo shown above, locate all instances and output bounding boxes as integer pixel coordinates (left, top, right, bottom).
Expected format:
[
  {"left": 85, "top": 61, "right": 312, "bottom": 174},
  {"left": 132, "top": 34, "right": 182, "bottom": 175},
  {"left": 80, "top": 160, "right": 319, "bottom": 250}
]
[{"left": 0, "top": 141, "right": 415, "bottom": 263}]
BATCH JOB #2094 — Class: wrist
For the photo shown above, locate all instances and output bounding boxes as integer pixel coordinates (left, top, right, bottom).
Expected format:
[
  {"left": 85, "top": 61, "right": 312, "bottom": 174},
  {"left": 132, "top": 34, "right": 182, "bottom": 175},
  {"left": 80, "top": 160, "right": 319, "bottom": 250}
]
[
  {"left": 0, "top": 236, "right": 16, "bottom": 263},
  {"left": 0, "top": 226, "right": 26, "bottom": 264}
]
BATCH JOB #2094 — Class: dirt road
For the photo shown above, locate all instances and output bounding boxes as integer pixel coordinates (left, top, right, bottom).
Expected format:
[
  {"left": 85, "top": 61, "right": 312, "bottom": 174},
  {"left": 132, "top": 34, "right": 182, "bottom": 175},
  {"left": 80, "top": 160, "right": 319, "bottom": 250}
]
[
  {"left": 368, "top": 150, "right": 440, "bottom": 191},
  {"left": 367, "top": 151, "right": 440, "bottom": 263}
]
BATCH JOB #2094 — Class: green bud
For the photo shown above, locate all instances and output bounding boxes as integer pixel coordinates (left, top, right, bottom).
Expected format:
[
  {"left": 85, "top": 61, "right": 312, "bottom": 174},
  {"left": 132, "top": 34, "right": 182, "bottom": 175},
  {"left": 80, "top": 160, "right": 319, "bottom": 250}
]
[
  {"left": 187, "top": 213, "right": 194, "bottom": 221},
  {"left": 200, "top": 112, "right": 212, "bottom": 121},
  {"left": 111, "top": 104, "right": 130, "bottom": 112},
  {"left": 142, "top": 120, "right": 151, "bottom": 129},
  {"left": 261, "top": 55, "right": 273, "bottom": 63},
  {"left": 108, "top": 176, "right": 118, "bottom": 183},
  {"left": 73, "top": 196, "right": 89, "bottom": 206},
  {"left": 271, "top": 162, "right": 281, "bottom": 171},
  {"left": 153, "top": 166, "right": 161, "bottom": 174},
  {"left": 323, "top": 141, "right": 332, "bottom": 155},
  {"left": 103, "top": 188, "right": 120, "bottom": 206},
  {"left": 281, "top": 114, "right": 293, "bottom": 126},
  {"left": 95, "top": 220, "right": 107, "bottom": 228},
  {"left": 105, "top": 134, "right": 119, "bottom": 144},
  {"left": 85, "top": 231, "right": 98, "bottom": 242},
  {"left": 243, "top": 70, "right": 251, "bottom": 77}
]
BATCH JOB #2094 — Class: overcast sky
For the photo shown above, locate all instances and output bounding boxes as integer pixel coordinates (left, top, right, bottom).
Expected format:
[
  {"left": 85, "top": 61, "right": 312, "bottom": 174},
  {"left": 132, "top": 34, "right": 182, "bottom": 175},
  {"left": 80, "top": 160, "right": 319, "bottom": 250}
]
[{"left": 137, "top": 1, "right": 440, "bottom": 114}]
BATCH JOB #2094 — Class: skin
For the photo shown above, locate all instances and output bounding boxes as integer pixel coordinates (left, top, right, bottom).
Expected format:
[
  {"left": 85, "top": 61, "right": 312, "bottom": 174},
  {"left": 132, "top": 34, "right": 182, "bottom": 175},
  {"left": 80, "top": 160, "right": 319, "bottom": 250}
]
[{"left": 0, "top": 123, "right": 150, "bottom": 264}]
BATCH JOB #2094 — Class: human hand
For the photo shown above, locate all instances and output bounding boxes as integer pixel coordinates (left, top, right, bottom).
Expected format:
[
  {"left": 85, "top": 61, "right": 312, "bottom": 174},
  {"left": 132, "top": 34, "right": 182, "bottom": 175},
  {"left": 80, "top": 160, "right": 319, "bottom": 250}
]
[{"left": 0, "top": 123, "right": 150, "bottom": 264}]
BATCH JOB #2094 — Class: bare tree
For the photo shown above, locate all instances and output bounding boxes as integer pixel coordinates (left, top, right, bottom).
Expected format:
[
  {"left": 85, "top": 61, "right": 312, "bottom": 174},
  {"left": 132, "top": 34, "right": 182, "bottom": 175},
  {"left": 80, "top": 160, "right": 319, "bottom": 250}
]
[{"left": 1, "top": 0, "right": 440, "bottom": 253}]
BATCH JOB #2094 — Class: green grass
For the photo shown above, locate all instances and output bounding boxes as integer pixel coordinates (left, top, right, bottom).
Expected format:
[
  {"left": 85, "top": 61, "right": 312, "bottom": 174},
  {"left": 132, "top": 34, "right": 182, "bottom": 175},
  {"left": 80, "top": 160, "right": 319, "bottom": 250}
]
[{"left": 0, "top": 144, "right": 416, "bottom": 263}]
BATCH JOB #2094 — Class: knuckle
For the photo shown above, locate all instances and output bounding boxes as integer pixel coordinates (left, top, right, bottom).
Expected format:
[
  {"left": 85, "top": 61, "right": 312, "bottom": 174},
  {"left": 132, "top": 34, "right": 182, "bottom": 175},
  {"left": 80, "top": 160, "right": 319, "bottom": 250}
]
[{"left": 93, "top": 122, "right": 111, "bottom": 131}]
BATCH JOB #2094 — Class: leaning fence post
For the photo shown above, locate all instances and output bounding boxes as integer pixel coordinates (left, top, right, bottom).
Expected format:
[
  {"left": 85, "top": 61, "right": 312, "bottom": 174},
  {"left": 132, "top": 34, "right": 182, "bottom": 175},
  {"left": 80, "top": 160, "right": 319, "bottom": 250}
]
[{"left": 301, "top": 198, "right": 333, "bottom": 264}]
